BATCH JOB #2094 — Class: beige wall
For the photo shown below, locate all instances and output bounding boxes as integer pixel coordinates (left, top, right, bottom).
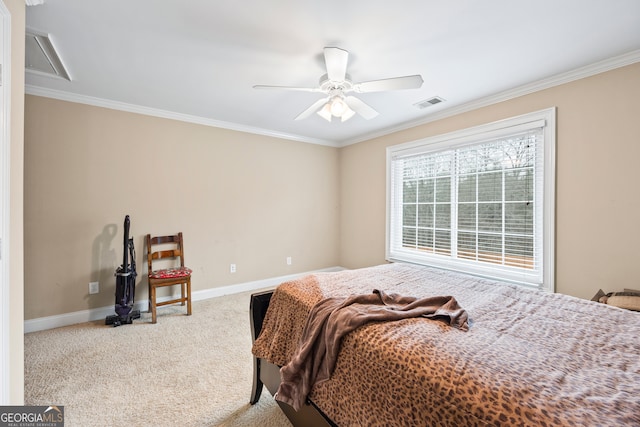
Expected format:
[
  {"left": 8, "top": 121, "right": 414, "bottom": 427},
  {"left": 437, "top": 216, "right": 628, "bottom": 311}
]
[
  {"left": 23, "top": 61, "right": 640, "bottom": 325},
  {"left": 7, "top": 0, "right": 25, "bottom": 404},
  {"left": 24, "top": 97, "right": 340, "bottom": 319},
  {"left": 340, "top": 62, "right": 640, "bottom": 300}
]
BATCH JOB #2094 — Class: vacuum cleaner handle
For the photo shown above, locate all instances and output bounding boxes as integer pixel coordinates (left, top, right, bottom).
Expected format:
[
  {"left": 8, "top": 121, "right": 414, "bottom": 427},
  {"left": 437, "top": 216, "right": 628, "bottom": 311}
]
[{"left": 123, "top": 215, "right": 130, "bottom": 271}]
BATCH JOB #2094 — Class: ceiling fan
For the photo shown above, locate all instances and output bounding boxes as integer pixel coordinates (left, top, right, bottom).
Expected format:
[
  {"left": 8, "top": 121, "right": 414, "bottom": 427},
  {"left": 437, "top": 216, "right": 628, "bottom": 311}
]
[{"left": 254, "top": 47, "right": 424, "bottom": 122}]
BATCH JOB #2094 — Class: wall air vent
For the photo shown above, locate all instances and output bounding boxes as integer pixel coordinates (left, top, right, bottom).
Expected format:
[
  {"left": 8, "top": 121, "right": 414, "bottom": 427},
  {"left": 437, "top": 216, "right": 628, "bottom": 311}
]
[
  {"left": 25, "top": 29, "right": 71, "bottom": 81},
  {"left": 414, "top": 96, "right": 445, "bottom": 109}
]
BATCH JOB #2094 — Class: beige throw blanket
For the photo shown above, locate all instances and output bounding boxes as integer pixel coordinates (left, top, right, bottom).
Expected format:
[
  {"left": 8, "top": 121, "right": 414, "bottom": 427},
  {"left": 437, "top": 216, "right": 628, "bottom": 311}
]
[{"left": 275, "top": 289, "right": 469, "bottom": 411}]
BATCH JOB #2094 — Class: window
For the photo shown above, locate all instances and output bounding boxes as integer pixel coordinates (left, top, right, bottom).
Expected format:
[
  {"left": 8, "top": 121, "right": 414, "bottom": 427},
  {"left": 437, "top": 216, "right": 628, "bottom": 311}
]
[{"left": 387, "top": 108, "right": 555, "bottom": 291}]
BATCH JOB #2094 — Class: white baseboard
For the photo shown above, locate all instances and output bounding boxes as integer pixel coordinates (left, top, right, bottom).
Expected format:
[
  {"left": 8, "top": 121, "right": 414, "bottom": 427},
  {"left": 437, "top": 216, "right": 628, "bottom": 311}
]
[{"left": 24, "top": 266, "right": 345, "bottom": 333}]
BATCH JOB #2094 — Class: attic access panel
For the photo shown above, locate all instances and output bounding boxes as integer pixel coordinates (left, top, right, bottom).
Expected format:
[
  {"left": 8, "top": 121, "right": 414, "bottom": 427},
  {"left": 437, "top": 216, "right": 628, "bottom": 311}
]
[{"left": 25, "top": 29, "right": 70, "bottom": 80}]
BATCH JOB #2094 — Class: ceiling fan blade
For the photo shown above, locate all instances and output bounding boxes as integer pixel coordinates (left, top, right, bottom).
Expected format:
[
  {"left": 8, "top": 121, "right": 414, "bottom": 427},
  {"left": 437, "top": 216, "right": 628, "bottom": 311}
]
[
  {"left": 344, "top": 96, "right": 379, "bottom": 120},
  {"left": 353, "top": 74, "right": 424, "bottom": 93},
  {"left": 253, "top": 84, "right": 320, "bottom": 93},
  {"left": 324, "top": 47, "right": 349, "bottom": 82},
  {"left": 295, "top": 97, "right": 329, "bottom": 120}
]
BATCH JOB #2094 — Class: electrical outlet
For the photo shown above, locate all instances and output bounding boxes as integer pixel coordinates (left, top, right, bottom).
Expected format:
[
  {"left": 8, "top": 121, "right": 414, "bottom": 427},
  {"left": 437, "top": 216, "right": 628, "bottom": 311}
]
[
  {"left": 230, "top": 263, "right": 236, "bottom": 273},
  {"left": 286, "top": 256, "right": 292, "bottom": 265},
  {"left": 89, "top": 281, "right": 99, "bottom": 294}
]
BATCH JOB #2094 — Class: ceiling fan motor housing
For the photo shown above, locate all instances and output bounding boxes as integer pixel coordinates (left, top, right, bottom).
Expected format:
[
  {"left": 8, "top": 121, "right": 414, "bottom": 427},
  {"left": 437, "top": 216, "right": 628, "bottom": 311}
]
[{"left": 319, "top": 73, "right": 353, "bottom": 93}]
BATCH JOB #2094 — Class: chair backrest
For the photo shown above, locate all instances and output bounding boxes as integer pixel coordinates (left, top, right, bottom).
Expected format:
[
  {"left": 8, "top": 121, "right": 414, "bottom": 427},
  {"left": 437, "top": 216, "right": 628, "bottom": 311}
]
[{"left": 146, "top": 233, "right": 186, "bottom": 274}]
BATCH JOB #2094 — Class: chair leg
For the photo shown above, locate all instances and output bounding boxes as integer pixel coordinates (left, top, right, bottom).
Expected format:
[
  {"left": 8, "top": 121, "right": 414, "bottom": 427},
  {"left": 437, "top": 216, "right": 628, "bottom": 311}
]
[
  {"left": 150, "top": 284, "right": 157, "bottom": 324},
  {"left": 180, "top": 281, "right": 185, "bottom": 306},
  {"left": 186, "top": 278, "right": 192, "bottom": 316}
]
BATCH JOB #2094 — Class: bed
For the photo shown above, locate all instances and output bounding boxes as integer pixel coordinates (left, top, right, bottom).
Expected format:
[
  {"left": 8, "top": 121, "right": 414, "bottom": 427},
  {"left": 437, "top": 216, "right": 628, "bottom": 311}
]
[{"left": 250, "top": 263, "right": 640, "bottom": 426}]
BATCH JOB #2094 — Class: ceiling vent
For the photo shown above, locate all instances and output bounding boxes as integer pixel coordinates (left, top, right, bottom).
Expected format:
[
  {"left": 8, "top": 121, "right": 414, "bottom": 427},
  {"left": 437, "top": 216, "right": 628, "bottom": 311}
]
[
  {"left": 414, "top": 96, "right": 445, "bottom": 109},
  {"left": 25, "top": 29, "right": 71, "bottom": 81}
]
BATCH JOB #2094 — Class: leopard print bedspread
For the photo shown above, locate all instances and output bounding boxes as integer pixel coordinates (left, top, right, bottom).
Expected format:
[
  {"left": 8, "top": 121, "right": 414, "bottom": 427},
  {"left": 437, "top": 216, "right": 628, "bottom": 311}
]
[{"left": 252, "top": 263, "right": 640, "bottom": 426}]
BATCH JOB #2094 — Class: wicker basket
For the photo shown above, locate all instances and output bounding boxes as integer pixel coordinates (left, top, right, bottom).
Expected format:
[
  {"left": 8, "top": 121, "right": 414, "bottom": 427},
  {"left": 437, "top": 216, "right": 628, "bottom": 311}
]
[{"left": 604, "top": 292, "right": 640, "bottom": 312}]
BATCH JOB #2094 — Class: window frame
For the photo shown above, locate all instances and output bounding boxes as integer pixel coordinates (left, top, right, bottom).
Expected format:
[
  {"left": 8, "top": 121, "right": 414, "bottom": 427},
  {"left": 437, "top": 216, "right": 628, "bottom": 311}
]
[{"left": 386, "top": 108, "right": 556, "bottom": 292}]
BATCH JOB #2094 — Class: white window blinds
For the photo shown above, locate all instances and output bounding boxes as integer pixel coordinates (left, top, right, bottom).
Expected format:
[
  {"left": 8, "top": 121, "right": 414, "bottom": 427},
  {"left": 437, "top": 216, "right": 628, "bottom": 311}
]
[{"left": 387, "top": 109, "right": 555, "bottom": 290}]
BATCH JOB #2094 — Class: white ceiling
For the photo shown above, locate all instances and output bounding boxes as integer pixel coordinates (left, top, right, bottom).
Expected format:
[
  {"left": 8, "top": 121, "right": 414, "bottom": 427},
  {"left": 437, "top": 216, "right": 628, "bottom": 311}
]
[{"left": 25, "top": 0, "right": 640, "bottom": 147}]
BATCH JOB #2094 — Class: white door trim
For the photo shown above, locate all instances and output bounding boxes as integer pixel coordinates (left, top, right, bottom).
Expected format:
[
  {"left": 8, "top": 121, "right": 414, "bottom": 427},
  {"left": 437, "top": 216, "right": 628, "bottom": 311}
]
[{"left": 0, "top": 0, "right": 11, "bottom": 405}]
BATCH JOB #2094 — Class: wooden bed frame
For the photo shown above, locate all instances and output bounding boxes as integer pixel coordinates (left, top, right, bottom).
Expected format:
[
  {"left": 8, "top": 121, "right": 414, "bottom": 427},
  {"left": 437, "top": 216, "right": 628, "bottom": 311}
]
[{"left": 249, "top": 290, "right": 336, "bottom": 427}]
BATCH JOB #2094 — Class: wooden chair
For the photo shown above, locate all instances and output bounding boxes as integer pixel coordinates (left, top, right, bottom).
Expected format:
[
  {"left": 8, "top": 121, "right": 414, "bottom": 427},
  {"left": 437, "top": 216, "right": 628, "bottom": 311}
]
[{"left": 146, "top": 232, "right": 192, "bottom": 323}]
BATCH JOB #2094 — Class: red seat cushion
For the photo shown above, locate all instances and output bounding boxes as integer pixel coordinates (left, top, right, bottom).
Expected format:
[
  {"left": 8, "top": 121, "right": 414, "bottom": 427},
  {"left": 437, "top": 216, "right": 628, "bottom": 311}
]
[{"left": 149, "top": 267, "right": 192, "bottom": 280}]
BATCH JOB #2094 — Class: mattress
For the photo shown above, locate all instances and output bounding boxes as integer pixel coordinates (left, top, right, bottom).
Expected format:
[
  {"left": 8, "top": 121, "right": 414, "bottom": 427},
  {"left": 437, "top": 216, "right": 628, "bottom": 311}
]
[{"left": 252, "top": 263, "right": 640, "bottom": 426}]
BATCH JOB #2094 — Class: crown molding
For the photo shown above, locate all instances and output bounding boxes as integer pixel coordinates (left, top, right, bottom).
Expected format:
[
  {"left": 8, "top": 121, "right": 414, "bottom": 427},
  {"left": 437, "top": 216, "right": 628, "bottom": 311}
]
[
  {"left": 340, "top": 49, "right": 640, "bottom": 147},
  {"left": 24, "top": 85, "right": 340, "bottom": 147},
  {"left": 25, "top": 0, "right": 46, "bottom": 6},
  {"left": 25, "top": 49, "right": 640, "bottom": 149}
]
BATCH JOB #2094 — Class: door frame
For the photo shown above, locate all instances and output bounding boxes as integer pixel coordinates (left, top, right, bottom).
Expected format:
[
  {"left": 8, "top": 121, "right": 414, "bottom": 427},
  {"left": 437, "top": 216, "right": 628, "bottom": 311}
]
[{"left": 0, "top": 0, "right": 11, "bottom": 404}]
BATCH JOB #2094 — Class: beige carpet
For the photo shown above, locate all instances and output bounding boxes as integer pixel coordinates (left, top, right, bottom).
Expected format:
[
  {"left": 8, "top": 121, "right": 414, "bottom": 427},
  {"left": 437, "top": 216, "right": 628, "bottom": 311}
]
[{"left": 24, "top": 291, "right": 292, "bottom": 427}]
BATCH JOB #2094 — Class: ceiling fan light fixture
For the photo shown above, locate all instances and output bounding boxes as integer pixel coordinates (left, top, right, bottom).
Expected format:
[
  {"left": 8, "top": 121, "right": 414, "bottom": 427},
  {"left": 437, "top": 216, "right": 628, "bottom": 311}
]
[
  {"left": 329, "top": 96, "right": 347, "bottom": 117},
  {"left": 341, "top": 107, "right": 356, "bottom": 122},
  {"left": 317, "top": 103, "right": 332, "bottom": 122}
]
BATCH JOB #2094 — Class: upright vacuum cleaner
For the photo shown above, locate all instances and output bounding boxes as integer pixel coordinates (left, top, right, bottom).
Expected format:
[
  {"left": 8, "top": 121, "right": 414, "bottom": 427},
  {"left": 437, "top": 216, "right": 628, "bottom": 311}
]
[{"left": 106, "top": 215, "right": 141, "bottom": 327}]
